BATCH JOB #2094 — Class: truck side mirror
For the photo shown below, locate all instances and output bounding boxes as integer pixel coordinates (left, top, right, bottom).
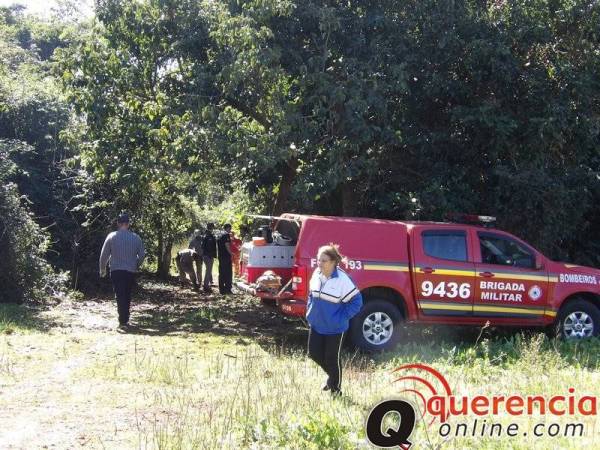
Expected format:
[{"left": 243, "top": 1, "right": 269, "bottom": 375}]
[{"left": 535, "top": 255, "right": 543, "bottom": 270}]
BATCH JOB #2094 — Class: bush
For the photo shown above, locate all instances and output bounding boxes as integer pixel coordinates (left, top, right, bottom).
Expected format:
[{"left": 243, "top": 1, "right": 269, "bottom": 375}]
[{"left": 0, "top": 140, "right": 65, "bottom": 303}]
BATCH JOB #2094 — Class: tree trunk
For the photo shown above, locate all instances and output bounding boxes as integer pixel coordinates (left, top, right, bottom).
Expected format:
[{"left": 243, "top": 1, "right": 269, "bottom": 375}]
[
  {"left": 159, "top": 239, "right": 173, "bottom": 280},
  {"left": 156, "top": 227, "right": 173, "bottom": 279},
  {"left": 156, "top": 226, "right": 163, "bottom": 277},
  {"left": 71, "top": 230, "right": 81, "bottom": 290},
  {"left": 272, "top": 157, "right": 299, "bottom": 216},
  {"left": 341, "top": 182, "right": 358, "bottom": 217}
]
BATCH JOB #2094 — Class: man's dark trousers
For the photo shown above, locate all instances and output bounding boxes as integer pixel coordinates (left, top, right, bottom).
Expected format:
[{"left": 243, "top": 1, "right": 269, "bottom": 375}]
[
  {"left": 218, "top": 258, "right": 232, "bottom": 294},
  {"left": 307, "top": 328, "right": 344, "bottom": 392},
  {"left": 110, "top": 270, "right": 135, "bottom": 325}
]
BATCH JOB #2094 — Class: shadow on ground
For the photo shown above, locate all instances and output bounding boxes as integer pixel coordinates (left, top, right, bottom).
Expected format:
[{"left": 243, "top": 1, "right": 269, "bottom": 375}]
[
  {"left": 78, "top": 276, "right": 559, "bottom": 361},
  {"left": 0, "top": 301, "right": 62, "bottom": 333},
  {"left": 80, "top": 275, "right": 310, "bottom": 352},
  {"left": 10, "top": 275, "right": 599, "bottom": 369}
]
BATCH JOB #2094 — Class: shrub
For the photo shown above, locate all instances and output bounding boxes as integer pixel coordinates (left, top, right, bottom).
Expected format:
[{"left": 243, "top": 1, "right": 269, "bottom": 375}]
[{"left": 0, "top": 140, "right": 64, "bottom": 302}]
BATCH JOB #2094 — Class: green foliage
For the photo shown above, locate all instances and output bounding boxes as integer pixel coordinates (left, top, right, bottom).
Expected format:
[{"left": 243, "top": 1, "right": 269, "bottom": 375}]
[
  {"left": 57, "top": 0, "right": 216, "bottom": 277},
  {"left": 295, "top": 413, "right": 354, "bottom": 449},
  {"left": 54, "top": 0, "right": 600, "bottom": 273},
  {"left": 251, "top": 412, "right": 354, "bottom": 449},
  {"left": 357, "top": 0, "right": 600, "bottom": 264},
  {"left": 195, "top": 181, "right": 265, "bottom": 232},
  {"left": 0, "top": 141, "right": 65, "bottom": 303},
  {"left": 0, "top": 4, "right": 87, "bottom": 284}
]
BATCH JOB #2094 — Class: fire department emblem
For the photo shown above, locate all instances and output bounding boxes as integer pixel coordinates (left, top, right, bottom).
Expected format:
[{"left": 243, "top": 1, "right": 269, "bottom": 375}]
[{"left": 528, "top": 285, "right": 542, "bottom": 301}]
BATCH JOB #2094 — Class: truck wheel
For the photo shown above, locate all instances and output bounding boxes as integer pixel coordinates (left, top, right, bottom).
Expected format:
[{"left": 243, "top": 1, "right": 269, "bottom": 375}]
[
  {"left": 350, "top": 299, "right": 403, "bottom": 352},
  {"left": 557, "top": 300, "right": 600, "bottom": 340}
]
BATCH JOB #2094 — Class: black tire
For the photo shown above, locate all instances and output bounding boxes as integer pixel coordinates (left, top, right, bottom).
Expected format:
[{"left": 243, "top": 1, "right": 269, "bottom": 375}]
[
  {"left": 350, "top": 299, "right": 403, "bottom": 352},
  {"left": 556, "top": 299, "right": 600, "bottom": 340}
]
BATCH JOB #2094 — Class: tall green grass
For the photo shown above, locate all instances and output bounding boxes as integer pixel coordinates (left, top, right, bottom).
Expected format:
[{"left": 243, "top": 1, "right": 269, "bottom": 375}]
[
  {"left": 75, "top": 330, "right": 600, "bottom": 449},
  {"left": 3, "top": 300, "right": 599, "bottom": 449}
]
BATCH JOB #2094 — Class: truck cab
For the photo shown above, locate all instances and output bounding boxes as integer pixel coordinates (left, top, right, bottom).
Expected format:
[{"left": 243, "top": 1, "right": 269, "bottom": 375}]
[{"left": 236, "top": 214, "right": 600, "bottom": 352}]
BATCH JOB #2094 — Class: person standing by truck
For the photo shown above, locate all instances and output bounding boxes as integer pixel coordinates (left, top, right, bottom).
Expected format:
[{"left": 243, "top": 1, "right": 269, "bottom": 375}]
[
  {"left": 201, "top": 223, "right": 217, "bottom": 293},
  {"left": 217, "top": 223, "right": 233, "bottom": 294},
  {"left": 188, "top": 228, "right": 204, "bottom": 287},
  {"left": 306, "top": 244, "right": 362, "bottom": 396},
  {"left": 230, "top": 230, "right": 243, "bottom": 278}
]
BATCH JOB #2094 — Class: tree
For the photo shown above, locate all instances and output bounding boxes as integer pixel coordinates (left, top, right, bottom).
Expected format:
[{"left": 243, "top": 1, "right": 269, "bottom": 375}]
[
  {"left": 58, "top": 0, "right": 214, "bottom": 277},
  {"left": 0, "top": 4, "right": 86, "bottom": 285},
  {"left": 58, "top": 0, "right": 600, "bottom": 271},
  {"left": 0, "top": 141, "right": 64, "bottom": 302}
]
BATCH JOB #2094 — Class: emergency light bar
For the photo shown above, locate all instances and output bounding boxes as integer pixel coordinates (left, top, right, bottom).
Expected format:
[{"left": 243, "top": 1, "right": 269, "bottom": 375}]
[{"left": 446, "top": 213, "right": 497, "bottom": 227}]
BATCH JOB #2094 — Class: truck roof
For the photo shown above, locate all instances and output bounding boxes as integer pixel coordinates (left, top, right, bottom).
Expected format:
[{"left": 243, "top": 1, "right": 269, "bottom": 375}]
[{"left": 280, "top": 213, "right": 494, "bottom": 232}]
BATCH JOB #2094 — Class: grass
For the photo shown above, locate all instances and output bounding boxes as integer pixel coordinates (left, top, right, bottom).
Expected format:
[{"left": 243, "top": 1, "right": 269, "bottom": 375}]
[
  {"left": 0, "top": 302, "right": 52, "bottom": 334},
  {"left": 1, "top": 291, "right": 599, "bottom": 449},
  {"left": 100, "top": 332, "right": 599, "bottom": 449}
]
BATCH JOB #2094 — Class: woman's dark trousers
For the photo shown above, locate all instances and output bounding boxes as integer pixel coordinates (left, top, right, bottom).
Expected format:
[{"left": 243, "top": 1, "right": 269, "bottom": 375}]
[{"left": 308, "top": 328, "right": 344, "bottom": 393}]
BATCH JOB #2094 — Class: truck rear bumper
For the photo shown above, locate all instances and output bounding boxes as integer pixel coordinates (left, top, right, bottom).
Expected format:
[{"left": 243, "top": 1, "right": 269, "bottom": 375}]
[{"left": 277, "top": 298, "right": 307, "bottom": 317}]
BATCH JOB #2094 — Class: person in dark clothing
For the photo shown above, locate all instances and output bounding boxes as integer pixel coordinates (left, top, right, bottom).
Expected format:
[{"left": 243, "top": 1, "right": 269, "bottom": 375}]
[
  {"left": 176, "top": 248, "right": 201, "bottom": 291},
  {"left": 99, "top": 213, "right": 145, "bottom": 330},
  {"left": 217, "top": 223, "right": 233, "bottom": 294},
  {"left": 201, "top": 223, "right": 217, "bottom": 293},
  {"left": 188, "top": 229, "right": 204, "bottom": 286}
]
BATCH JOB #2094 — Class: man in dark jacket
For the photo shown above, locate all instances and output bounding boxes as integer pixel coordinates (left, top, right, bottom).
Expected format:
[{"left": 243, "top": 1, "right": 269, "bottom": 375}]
[
  {"left": 201, "top": 223, "right": 217, "bottom": 293},
  {"left": 217, "top": 223, "right": 233, "bottom": 294}
]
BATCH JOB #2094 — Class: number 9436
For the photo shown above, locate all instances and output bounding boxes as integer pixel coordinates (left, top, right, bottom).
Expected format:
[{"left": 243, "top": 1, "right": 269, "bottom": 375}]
[{"left": 421, "top": 281, "right": 470, "bottom": 299}]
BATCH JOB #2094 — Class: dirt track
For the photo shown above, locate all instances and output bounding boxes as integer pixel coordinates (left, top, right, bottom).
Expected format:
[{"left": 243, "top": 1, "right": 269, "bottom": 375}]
[
  {"left": 30, "top": 276, "right": 308, "bottom": 345},
  {"left": 0, "top": 277, "right": 308, "bottom": 449}
]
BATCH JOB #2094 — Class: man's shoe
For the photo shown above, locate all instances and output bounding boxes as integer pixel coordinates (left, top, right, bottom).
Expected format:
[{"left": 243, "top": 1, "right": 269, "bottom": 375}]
[
  {"left": 330, "top": 389, "right": 342, "bottom": 397},
  {"left": 117, "top": 323, "right": 130, "bottom": 332},
  {"left": 322, "top": 384, "right": 330, "bottom": 391}
]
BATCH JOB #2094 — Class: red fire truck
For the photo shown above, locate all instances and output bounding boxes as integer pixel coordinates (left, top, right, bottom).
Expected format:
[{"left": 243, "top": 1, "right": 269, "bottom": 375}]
[{"left": 236, "top": 214, "right": 600, "bottom": 351}]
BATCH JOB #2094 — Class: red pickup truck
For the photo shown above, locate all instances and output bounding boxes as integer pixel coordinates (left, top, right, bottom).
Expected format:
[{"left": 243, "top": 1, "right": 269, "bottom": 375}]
[{"left": 237, "top": 214, "right": 600, "bottom": 351}]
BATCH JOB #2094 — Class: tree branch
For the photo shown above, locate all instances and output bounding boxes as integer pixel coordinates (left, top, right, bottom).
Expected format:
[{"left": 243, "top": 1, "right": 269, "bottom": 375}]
[{"left": 224, "top": 96, "right": 272, "bottom": 130}]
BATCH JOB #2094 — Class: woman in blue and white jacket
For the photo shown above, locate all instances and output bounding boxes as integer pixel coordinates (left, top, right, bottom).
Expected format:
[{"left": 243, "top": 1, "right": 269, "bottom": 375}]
[{"left": 306, "top": 244, "right": 363, "bottom": 396}]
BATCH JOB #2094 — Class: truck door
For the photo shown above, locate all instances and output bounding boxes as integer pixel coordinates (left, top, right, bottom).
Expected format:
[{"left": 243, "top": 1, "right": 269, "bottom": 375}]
[
  {"left": 474, "top": 231, "right": 548, "bottom": 321},
  {"left": 412, "top": 228, "right": 476, "bottom": 317}
]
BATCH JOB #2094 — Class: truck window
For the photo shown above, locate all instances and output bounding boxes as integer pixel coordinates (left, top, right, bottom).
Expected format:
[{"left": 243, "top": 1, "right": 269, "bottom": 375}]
[
  {"left": 478, "top": 233, "right": 535, "bottom": 269},
  {"left": 422, "top": 231, "right": 467, "bottom": 262}
]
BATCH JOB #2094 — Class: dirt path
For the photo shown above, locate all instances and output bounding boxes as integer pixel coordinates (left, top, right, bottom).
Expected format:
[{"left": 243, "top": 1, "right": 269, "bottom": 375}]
[
  {"left": 0, "top": 277, "right": 307, "bottom": 449},
  {"left": 0, "top": 333, "right": 126, "bottom": 449}
]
